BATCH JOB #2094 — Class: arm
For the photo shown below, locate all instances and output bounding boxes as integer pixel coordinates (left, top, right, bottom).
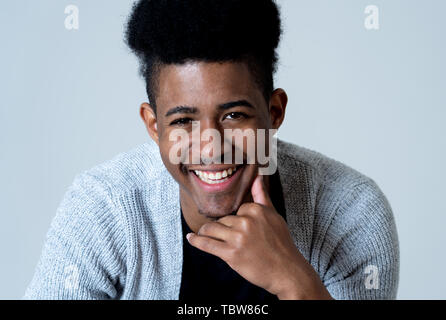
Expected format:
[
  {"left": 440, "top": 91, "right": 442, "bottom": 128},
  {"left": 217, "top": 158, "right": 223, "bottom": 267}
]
[
  {"left": 322, "top": 180, "right": 400, "bottom": 300},
  {"left": 23, "top": 173, "right": 126, "bottom": 300}
]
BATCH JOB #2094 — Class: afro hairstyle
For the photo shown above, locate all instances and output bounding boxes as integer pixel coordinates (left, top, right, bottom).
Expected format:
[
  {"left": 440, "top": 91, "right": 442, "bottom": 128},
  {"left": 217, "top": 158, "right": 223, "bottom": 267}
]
[{"left": 125, "top": 0, "right": 282, "bottom": 111}]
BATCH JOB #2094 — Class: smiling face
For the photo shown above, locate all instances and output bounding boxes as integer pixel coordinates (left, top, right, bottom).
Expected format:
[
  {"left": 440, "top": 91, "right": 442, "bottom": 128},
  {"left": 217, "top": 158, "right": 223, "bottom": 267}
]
[{"left": 140, "top": 61, "right": 287, "bottom": 220}]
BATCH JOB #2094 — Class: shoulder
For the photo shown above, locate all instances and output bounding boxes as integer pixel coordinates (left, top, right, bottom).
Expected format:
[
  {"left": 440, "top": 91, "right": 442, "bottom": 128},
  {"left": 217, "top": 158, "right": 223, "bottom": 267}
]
[
  {"left": 54, "top": 139, "right": 171, "bottom": 239},
  {"left": 74, "top": 139, "right": 166, "bottom": 198},
  {"left": 277, "top": 139, "right": 396, "bottom": 239},
  {"left": 277, "top": 139, "right": 371, "bottom": 191},
  {"left": 49, "top": 140, "right": 168, "bottom": 267}
]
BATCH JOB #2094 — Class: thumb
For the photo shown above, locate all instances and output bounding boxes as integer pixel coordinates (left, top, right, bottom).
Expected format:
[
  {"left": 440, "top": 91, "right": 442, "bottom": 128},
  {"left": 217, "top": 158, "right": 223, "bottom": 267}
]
[{"left": 251, "top": 174, "right": 273, "bottom": 208}]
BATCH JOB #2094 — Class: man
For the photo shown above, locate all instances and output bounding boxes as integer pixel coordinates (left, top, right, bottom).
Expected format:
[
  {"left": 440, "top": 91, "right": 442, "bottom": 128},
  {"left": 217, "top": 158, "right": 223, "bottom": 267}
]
[{"left": 24, "top": 0, "right": 399, "bottom": 300}]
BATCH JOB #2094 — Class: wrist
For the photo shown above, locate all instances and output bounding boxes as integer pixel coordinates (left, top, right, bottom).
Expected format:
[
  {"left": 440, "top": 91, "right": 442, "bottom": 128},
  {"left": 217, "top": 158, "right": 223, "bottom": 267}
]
[
  {"left": 273, "top": 260, "right": 333, "bottom": 300},
  {"left": 276, "top": 284, "right": 333, "bottom": 300}
]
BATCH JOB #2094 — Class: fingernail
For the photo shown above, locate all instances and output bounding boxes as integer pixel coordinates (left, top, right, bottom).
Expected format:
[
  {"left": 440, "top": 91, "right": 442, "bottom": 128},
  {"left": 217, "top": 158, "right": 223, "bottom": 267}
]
[{"left": 186, "top": 233, "right": 193, "bottom": 241}]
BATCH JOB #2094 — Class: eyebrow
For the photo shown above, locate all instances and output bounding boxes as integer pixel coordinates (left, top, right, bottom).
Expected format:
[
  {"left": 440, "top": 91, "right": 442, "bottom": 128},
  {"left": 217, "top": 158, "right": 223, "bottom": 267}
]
[
  {"left": 218, "top": 100, "right": 255, "bottom": 111},
  {"left": 165, "top": 106, "right": 199, "bottom": 117},
  {"left": 165, "top": 100, "right": 255, "bottom": 117}
]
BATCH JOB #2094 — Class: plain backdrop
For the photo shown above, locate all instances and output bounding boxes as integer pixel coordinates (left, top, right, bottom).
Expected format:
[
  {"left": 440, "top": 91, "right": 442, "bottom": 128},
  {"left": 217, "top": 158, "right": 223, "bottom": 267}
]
[{"left": 0, "top": 0, "right": 445, "bottom": 299}]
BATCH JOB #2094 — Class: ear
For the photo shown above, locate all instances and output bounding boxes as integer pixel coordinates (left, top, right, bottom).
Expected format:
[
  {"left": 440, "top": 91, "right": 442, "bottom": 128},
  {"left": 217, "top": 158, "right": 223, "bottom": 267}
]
[
  {"left": 140, "top": 102, "right": 159, "bottom": 145},
  {"left": 269, "top": 88, "right": 288, "bottom": 130}
]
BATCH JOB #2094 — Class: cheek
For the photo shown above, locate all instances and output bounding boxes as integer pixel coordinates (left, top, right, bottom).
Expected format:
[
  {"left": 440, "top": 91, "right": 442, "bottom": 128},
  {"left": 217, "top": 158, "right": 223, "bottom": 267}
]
[
  {"left": 158, "top": 139, "right": 191, "bottom": 178},
  {"left": 158, "top": 141, "right": 178, "bottom": 169}
]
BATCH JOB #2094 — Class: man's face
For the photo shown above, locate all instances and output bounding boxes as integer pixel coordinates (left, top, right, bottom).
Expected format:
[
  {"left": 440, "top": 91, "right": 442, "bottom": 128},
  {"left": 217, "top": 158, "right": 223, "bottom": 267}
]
[{"left": 144, "top": 61, "right": 283, "bottom": 219}]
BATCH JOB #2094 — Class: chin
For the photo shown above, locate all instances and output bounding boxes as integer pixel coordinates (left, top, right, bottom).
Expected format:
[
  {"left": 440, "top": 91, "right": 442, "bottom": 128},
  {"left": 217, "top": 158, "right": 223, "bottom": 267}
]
[{"left": 197, "top": 203, "right": 238, "bottom": 219}]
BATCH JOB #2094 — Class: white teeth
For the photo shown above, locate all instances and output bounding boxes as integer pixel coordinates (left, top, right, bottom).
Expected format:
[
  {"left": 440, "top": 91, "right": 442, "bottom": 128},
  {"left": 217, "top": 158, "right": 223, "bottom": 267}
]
[{"left": 193, "top": 166, "right": 239, "bottom": 184}]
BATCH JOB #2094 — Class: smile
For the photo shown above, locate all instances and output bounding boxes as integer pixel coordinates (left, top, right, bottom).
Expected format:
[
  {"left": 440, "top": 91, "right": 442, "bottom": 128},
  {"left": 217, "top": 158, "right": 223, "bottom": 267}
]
[
  {"left": 193, "top": 166, "right": 239, "bottom": 184},
  {"left": 192, "top": 166, "right": 246, "bottom": 185}
]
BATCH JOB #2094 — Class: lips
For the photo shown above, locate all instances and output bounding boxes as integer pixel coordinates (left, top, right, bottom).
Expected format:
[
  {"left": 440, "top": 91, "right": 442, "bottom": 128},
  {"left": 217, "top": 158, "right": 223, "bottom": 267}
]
[
  {"left": 189, "top": 165, "right": 245, "bottom": 192},
  {"left": 193, "top": 166, "right": 239, "bottom": 184}
]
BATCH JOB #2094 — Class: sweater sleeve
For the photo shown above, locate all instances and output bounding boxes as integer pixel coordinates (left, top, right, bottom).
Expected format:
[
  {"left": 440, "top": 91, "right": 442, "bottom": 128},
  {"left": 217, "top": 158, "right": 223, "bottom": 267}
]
[
  {"left": 321, "top": 180, "right": 400, "bottom": 300},
  {"left": 23, "top": 173, "right": 126, "bottom": 300}
]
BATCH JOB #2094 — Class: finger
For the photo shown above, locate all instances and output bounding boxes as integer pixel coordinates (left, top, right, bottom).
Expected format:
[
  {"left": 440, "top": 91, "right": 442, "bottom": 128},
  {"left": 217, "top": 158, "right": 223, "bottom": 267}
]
[
  {"left": 217, "top": 215, "right": 240, "bottom": 227},
  {"left": 218, "top": 215, "right": 252, "bottom": 233},
  {"left": 251, "top": 173, "right": 273, "bottom": 208},
  {"left": 197, "top": 221, "right": 234, "bottom": 241},
  {"left": 186, "top": 233, "right": 230, "bottom": 259}
]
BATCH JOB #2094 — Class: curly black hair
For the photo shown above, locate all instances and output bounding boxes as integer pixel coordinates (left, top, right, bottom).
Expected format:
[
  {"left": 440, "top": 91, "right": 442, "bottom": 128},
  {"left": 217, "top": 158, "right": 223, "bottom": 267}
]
[{"left": 125, "top": 0, "right": 282, "bottom": 111}]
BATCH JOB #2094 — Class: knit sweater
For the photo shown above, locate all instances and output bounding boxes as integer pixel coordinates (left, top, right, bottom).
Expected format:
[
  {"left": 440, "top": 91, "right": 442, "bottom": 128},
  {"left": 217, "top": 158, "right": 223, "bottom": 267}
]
[{"left": 24, "top": 139, "right": 399, "bottom": 300}]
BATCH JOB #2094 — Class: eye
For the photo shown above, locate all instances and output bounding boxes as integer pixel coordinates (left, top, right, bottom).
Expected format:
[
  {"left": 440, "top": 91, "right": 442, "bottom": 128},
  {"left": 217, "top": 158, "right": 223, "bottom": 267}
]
[
  {"left": 170, "top": 118, "right": 193, "bottom": 126},
  {"left": 223, "top": 112, "right": 248, "bottom": 121}
]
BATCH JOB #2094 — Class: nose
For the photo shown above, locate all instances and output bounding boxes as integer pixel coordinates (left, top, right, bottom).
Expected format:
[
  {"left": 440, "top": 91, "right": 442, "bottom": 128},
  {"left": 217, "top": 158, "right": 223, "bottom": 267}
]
[{"left": 190, "top": 119, "right": 227, "bottom": 164}]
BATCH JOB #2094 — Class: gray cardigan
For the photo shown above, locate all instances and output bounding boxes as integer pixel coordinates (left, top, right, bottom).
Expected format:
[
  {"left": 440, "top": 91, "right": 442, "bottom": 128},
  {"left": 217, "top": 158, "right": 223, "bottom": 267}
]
[{"left": 24, "top": 139, "right": 399, "bottom": 300}]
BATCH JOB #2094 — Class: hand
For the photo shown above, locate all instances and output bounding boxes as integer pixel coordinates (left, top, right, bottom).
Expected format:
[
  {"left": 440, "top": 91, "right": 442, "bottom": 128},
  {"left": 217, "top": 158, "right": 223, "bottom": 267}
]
[{"left": 186, "top": 172, "right": 333, "bottom": 300}]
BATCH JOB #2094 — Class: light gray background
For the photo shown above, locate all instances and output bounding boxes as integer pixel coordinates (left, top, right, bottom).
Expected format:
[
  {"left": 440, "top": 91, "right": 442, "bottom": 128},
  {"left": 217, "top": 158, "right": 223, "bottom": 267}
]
[{"left": 0, "top": 0, "right": 444, "bottom": 299}]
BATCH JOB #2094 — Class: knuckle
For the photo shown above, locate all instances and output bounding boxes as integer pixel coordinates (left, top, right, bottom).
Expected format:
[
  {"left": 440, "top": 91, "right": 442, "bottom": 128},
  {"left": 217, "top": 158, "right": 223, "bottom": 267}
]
[
  {"left": 239, "top": 204, "right": 263, "bottom": 219},
  {"left": 239, "top": 217, "right": 251, "bottom": 231},
  {"left": 250, "top": 204, "right": 263, "bottom": 216},
  {"left": 239, "top": 203, "right": 257, "bottom": 215},
  {"left": 237, "top": 203, "right": 249, "bottom": 213},
  {"left": 233, "top": 231, "right": 245, "bottom": 246},
  {"left": 198, "top": 222, "right": 213, "bottom": 236},
  {"left": 248, "top": 203, "right": 259, "bottom": 211},
  {"left": 218, "top": 216, "right": 229, "bottom": 224},
  {"left": 220, "top": 216, "right": 235, "bottom": 227}
]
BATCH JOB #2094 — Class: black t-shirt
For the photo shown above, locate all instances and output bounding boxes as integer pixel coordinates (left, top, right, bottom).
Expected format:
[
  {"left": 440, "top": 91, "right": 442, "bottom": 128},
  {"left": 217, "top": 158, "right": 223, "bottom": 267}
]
[{"left": 179, "top": 170, "right": 287, "bottom": 302}]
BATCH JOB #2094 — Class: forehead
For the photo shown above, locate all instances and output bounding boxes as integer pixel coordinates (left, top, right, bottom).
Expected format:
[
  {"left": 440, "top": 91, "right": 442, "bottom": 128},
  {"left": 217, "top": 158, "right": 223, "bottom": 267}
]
[{"left": 156, "top": 61, "right": 265, "bottom": 112}]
